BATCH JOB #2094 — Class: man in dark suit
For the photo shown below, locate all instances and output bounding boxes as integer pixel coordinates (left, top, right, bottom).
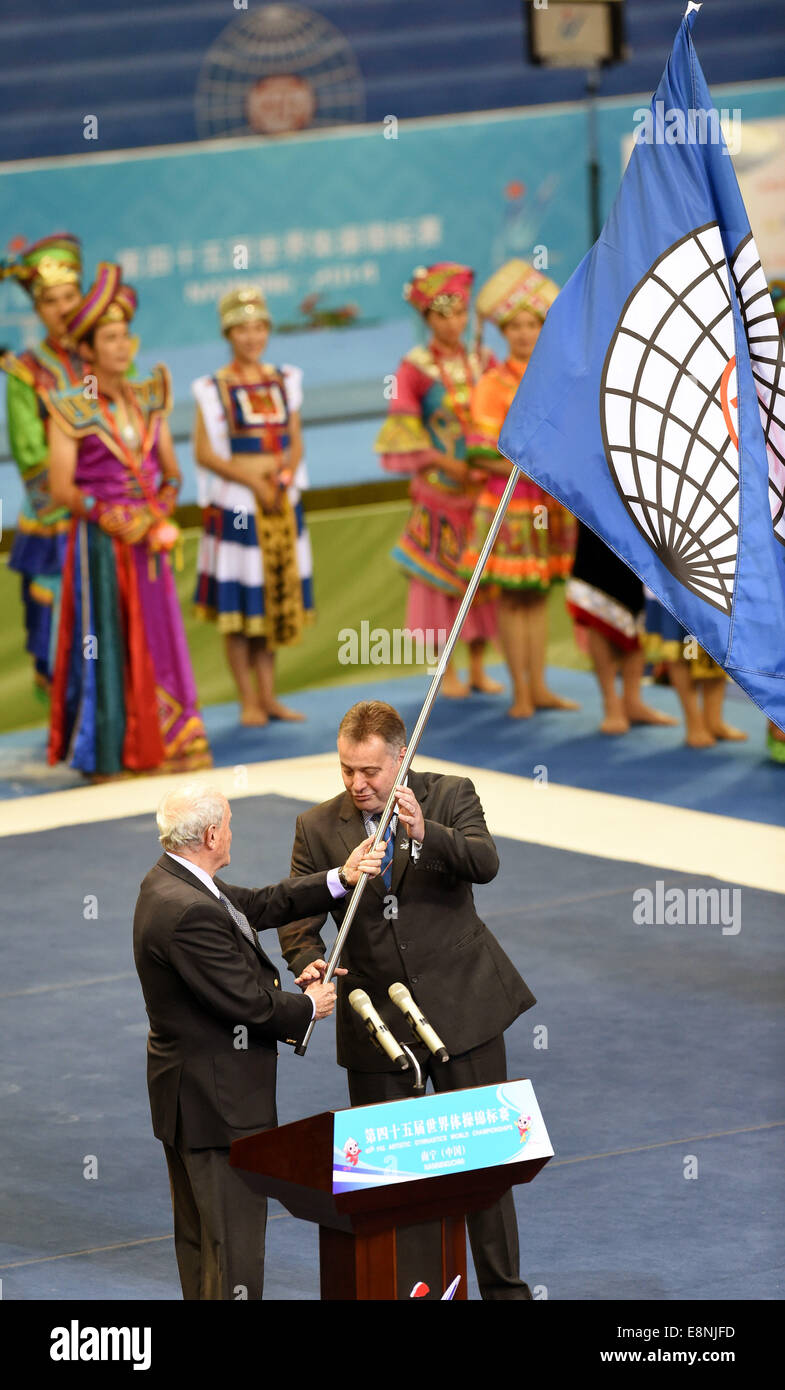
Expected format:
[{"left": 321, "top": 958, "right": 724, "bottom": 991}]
[
  {"left": 279, "top": 700, "right": 537, "bottom": 1300},
  {"left": 133, "top": 782, "right": 384, "bottom": 1301}
]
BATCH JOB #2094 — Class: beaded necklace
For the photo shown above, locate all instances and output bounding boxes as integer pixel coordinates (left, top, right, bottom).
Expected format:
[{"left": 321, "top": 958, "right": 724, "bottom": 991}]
[
  {"left": 429, "top": 341, "right": 475, "bottom": 435},
  {"left": 95, "top": 383, "right": 164, "bottom": 514}
]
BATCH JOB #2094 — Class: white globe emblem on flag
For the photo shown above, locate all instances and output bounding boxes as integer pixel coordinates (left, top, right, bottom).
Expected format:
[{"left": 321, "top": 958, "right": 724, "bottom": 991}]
[
  {"left": 730, "top": 232, "right": 785, "bottom": 549},
  {"left": 601, "top": 223, "right": 740, "bottom": 615}
]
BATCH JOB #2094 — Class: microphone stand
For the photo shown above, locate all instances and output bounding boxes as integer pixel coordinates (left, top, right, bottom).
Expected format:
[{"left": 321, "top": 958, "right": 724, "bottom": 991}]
[
  {"left": 401, "top": 1044, "right": 424, "bottom": 1093},
  {"left": 295, "top": 464, "right": 521, "bottom": 1056}
]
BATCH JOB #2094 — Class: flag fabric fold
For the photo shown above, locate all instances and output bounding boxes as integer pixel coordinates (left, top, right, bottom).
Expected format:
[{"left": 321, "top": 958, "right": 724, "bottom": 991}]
[{"left": 498, "top": 6, "right": 785, "bottom": 729}]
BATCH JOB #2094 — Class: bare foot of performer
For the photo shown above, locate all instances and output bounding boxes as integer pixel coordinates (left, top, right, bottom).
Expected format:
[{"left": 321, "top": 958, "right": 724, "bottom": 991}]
[
  {"left": 622, "top": 652, "right": 678, "bottom": 726},
  {"left": 441, "top": 658, "right": 471, "bottom": 698}
]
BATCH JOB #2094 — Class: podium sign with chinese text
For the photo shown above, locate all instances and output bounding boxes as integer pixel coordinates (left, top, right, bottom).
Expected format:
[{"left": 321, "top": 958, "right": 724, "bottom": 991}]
[{"left": 332, "top": 1079, "right": 552, "bottom": 1194}]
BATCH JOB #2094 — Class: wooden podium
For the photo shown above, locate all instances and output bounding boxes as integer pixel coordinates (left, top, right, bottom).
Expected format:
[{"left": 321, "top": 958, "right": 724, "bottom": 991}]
[{"left": 230, "top": 1082, "right": 551, "bottom": 1300}]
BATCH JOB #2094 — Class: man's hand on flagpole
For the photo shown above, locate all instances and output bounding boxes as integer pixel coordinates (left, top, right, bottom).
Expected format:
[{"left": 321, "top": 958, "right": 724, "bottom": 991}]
[
  {"left": 342, "top": 835, "right": 387, "bottom": 885},
  {"left": 295, "top": 958, "right": 348, "bottom": 988},
  {"left": 393, "top": 785, "right": 425, "bottom": 842}
]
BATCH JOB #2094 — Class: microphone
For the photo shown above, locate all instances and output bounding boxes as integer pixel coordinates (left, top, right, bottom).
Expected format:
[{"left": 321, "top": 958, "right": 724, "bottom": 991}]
[
  {"left": 388, "top": 983, "right": 450, "bottom": 1063},
  {"left": 349, "top": 989, "right": 409, "bottom": 1070}
]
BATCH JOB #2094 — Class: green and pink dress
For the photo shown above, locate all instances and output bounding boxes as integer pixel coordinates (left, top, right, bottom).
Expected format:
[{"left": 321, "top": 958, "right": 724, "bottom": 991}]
[{"left": 1, "top": 339, "right": 82, "bottom": 691}]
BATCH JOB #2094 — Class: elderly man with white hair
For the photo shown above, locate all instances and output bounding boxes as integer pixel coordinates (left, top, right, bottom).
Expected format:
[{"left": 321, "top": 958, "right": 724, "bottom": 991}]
[{"left": 133, "top": 782, "right": 384, "bottom": 1301}]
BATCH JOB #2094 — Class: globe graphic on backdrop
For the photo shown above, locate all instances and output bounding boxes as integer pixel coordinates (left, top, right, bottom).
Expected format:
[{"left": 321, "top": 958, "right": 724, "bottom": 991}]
[
  {"left": 195, "top": 3, "right": 366, "bottom": 140},
  {"left": 601, "top": 224, "right": 740, "bottom": 616},
  {"left": 730, "top": 231, "right": 785, "bottom": 549}
]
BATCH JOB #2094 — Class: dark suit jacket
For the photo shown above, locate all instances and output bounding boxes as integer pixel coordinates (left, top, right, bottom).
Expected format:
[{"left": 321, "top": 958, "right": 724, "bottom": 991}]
[
  {"left": 133, "top": 853, "right": 339, "bottom": 1147},
  {"left": 279, "top": 770, "right": 536, "bottom": 1072}
]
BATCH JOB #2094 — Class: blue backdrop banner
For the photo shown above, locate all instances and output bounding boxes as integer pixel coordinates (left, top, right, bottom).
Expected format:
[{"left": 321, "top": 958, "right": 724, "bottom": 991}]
[{"left": 0, "top": 110, "right": 592, "bottom": 354}]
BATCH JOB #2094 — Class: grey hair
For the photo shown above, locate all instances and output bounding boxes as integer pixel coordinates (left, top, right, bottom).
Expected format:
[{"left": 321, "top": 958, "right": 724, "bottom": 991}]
[{"left": 156, "top": 784, "right": 228, "bottom": 852}]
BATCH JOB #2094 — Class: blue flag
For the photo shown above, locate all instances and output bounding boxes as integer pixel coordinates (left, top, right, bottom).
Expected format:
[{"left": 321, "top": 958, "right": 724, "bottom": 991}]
[{"left": 498, "top": 5, "right": 785, "bottom": 729}]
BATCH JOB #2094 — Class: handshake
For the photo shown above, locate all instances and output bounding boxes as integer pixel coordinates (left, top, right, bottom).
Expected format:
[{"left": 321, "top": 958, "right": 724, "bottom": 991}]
[{"left": 293, "top": 833, "right": 388, "bottom": 1021}]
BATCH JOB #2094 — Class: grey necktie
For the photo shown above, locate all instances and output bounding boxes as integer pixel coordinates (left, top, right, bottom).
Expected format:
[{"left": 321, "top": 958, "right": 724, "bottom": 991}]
[{"left": 218, "top": 890, "right": 258, "bottom": 950}]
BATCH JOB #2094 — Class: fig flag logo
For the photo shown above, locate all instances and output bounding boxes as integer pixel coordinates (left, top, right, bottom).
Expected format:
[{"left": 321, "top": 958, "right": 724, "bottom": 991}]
[
  {"left": 600, "top": 222, "right": 741, "bottom": 616},
  {"left": 730, "top": 233, "right": 785, "bottom": 547},
  {"left": 499, "top": 6, "right": 785, "bottom": 729}
]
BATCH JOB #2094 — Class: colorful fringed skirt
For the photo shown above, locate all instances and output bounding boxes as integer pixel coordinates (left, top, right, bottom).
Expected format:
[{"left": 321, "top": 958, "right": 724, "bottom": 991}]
[
  {"left": 49, "top": 520, "right": 210, "bottom": 775},
  {"left": 194, "top": 480, "right": 314, "bottom": 647},
  {"left": 392, "top": 473, "right": 497, "bottom": 643},
  {"left": 460, "top": 478, "right": 576, "bottom": 593},
  {"left": 644, "top": 593, "right": 726, "bottom": 679}
]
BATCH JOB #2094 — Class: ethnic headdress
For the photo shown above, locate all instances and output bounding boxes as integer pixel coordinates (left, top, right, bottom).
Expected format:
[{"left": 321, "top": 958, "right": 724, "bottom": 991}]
[
  {"left": 404, "top": 262, "right": 474, "bottom": 317},
  {"left": 65, "top": 262, "right": 138, "bottom": 342},
  {"left": 219, "top": 286, "right": 272, "bottom": 335},
  {"left": 475, "top": 259, "right": 559, "bottom": 327},
  {"left": 0, "top": 233, "right": 82, "bottom": 300}
]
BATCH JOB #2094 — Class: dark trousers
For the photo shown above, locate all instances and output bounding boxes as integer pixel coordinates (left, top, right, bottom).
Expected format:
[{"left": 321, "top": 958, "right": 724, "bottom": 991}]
[
  {"left": 163, "top": 1133, "right": 268, "bottom": 1300},
  {"left": 348, "top": 1034, "right": 532, "bottom": 1300}
]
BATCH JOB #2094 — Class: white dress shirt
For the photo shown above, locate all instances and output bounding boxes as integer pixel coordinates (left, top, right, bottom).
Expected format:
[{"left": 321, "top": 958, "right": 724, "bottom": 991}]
[
  {"left": 166, "top": 852, "right": 221, "bottom": 896},
  {"left": 165, "top": 852, "right": 347, "bottom": 899}
]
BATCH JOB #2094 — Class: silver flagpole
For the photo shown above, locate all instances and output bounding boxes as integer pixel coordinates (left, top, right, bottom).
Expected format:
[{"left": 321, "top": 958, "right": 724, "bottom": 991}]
[{"left": 295, "top": 463, "right": 521, "bottom": 1056}]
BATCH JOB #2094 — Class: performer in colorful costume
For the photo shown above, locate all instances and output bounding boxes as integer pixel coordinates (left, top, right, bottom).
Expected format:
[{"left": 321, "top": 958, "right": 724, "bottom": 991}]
[
  {"left": 460, "top": 259, "right": 578, "bottom": 717},
  {"left": 643, "top": 592, "right": 746, "bottom": 748},
  {"left": 44, "top": 263, "right": 211, "bottom": 778},
  {"left": 567, "top": 522, "right": 685, "bottom": 736},
  {"left": 193, "top": 287, "right": 314, "bottom": 725},
  {"left": 0, "top": 234, "right": 84, "bottom": 693},
  {"left": 375, "top": 263, "right": 501, "bottom": 699}
]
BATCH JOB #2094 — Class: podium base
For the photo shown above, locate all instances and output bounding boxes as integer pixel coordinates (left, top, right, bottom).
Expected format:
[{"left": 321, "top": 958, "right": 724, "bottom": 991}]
[{"left": 319, "top": 1216, "right": 466, "bottom": 1300}]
